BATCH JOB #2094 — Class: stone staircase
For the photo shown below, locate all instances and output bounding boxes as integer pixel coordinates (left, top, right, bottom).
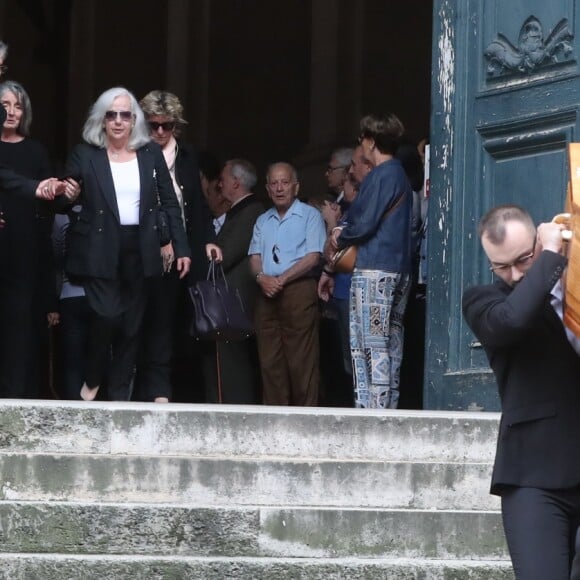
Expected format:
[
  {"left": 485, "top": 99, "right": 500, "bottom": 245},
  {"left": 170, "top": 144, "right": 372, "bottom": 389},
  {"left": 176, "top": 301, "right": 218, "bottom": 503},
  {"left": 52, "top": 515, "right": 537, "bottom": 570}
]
[{"left": 0, "top": 401, "right": 513, "bottom": 579}]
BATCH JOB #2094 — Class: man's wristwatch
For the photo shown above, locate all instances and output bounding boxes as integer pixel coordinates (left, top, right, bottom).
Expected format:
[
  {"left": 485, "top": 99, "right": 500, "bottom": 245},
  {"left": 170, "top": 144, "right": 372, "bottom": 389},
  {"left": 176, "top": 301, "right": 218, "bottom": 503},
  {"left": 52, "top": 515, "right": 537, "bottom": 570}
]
[{"left": 255, "top": 271, "right": 264, "bottom": 282}]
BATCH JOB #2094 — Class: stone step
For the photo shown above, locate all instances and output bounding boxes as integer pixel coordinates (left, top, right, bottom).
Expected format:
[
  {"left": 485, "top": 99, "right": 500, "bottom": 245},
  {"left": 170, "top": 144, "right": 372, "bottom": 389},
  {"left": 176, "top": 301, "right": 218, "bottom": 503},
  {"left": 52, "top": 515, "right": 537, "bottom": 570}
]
[
  {"left": 0, "top": 554, "right": 515, "bottom": 580},
  {"left": 0, "top": 502, "right": 508, "bottom": 560},
  {"left": 0, "top": 453, "right": 499, "bottom": 510},
  {"left": 0, "top": 400, "right": 500, "bottom": 463}
]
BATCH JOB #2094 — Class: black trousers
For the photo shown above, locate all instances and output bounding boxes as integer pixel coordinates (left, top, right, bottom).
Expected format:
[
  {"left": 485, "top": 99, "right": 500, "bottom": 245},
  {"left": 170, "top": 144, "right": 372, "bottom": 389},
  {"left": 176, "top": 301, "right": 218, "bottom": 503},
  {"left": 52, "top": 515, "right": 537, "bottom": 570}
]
[
  {"left": 83, "top": 226, "right": 147, "bottom": 400},
  {"left": 501, "top": 485, "right": 580, "bottom": 580},
  {"left": 0, "top": 274, "right": 42, "bottom": 398},
  {"left": 58, "top": 296, "right": 90, "bottom": 400},
  {"left": 134, "top": 271, "right": 180, "bottom": 401}
]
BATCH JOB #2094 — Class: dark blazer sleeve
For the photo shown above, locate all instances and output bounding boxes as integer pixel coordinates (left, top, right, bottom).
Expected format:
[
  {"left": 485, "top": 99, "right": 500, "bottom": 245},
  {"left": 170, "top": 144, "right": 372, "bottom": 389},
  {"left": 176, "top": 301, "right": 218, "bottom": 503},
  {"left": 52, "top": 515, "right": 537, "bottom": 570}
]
[
  {"left": 462, "top": 250, "right": 567, "bottom": 348},
  {"left": 218, "top": 200, "right": 264, "bottom": 273},
  {"left": 0, "top": 165, "right": 39, "bottom": 198},
  {"left": 176, "top": 143, "right": 214, "bottom": 282},
  {"left": 151, "top": 145, "right": 190, "bottom": 259}
]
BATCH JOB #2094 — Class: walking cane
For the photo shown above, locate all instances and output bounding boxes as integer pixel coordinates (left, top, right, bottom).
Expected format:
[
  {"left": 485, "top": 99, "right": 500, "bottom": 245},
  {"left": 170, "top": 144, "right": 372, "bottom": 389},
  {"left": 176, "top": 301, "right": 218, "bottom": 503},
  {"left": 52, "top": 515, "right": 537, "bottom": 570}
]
[{"left": 215, "top": 342, "right": 223, "bottom": 403}]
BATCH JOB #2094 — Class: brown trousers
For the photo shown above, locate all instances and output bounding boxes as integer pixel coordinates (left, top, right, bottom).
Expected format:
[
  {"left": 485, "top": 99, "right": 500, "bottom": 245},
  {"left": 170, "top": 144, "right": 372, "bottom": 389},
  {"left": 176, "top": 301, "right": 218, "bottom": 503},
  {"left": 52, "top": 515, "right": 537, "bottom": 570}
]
[{"left": 254, "top": 278, "right": 319, "bottom": 405}]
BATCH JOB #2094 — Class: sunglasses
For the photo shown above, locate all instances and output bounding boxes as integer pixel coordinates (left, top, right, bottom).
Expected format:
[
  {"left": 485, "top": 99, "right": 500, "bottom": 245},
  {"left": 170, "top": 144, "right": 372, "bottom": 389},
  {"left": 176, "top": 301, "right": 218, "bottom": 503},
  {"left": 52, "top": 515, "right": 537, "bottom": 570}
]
[
  {"left": 104, "top": 110, "right": 133, "bottom": 122},
  {"left": 149, "top": 121, "right": 176, "bottom": 132},
  {"left": 272, "top": 244, "right": 280, "bottom": 264}
]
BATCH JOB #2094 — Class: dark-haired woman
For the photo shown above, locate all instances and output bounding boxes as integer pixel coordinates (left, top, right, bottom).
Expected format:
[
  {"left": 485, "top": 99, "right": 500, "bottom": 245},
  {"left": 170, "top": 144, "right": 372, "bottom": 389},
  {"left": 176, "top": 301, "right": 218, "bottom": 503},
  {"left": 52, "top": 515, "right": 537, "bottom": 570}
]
[{"left": 330, "top": 113, "right": 413, "bottom": 409}]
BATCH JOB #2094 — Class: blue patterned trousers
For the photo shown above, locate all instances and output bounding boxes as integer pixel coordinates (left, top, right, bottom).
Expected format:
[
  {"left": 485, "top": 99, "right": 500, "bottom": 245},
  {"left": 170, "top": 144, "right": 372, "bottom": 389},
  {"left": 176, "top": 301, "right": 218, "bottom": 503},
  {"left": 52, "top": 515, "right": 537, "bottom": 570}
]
[{"left": 350, "top": 269, "right": 411, "bottom": 409}]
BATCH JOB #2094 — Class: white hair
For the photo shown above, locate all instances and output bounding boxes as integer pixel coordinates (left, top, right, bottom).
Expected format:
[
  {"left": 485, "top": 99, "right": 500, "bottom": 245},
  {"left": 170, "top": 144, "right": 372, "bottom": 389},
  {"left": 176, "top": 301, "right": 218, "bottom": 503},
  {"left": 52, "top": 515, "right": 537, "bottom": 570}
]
[{"left": 82, "top": 87, "right": 150, "bottom": 149}]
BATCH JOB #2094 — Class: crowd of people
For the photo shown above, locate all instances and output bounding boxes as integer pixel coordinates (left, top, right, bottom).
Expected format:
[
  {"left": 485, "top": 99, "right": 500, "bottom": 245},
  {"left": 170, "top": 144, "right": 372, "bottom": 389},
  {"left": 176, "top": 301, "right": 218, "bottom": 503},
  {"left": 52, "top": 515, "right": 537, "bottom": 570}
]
[{"left": 0, "top": 41, "right": 428, "bottom": 407}]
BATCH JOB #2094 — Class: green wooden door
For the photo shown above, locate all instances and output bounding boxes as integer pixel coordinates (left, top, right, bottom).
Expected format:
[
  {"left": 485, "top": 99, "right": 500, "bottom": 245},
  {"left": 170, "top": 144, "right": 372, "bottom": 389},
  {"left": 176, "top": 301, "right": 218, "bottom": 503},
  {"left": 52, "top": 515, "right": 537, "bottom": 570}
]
[{"left": 425, "top": 0, "right": 578, "bottom": 410}]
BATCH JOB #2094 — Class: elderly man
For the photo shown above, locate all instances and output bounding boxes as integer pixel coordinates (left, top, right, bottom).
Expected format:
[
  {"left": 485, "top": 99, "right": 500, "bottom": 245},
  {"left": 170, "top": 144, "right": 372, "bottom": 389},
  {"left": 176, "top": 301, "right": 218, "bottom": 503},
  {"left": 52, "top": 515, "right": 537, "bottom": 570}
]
[
  {"left": 463, "top": 205, "right": 580, "bottom": 579},
  {"left": 319, "top": 145, "right": 373, "bottom": 406},
  {"left": 249, "top": 162, "right": 326, "bottom": 405},
  {"left": 325, "top": 147, "right": 353, "bottom": 210},
  {"left": 203, "top": 158, "right": 264, "bottom": 404}
]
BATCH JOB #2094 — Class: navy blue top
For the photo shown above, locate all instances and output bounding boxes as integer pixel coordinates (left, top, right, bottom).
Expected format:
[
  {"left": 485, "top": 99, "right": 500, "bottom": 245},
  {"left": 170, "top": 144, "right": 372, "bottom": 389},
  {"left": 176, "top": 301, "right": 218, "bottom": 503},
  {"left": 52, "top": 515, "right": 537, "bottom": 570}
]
[{"left": 337, "top": 158, "right": 413, "bottom": 273}]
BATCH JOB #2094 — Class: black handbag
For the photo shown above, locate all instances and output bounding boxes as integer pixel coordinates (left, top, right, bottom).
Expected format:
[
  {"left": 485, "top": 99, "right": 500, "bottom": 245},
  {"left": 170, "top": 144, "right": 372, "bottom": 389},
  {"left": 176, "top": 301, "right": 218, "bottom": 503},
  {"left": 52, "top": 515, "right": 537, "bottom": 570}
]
[{"left": 189, "top": 260, "right": 254, "bottom": 341}]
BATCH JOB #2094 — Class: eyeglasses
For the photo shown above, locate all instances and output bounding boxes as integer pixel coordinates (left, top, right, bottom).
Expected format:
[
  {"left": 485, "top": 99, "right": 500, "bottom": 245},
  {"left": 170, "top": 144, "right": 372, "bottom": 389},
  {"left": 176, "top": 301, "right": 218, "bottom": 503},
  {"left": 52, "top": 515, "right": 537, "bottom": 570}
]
[
  {"left": 149, "top": 121, "right": 175, "bottom": 132},
  {"left": 489, "top": 239, "right": 536, "bottom": 272},
  {"left": 267, "top": 179, "right": 294, "bottom": 189},
  {"left": 0, "top": 65, "right": 7, "bottom": 74},
  {"left": 272, "top": 245, "right": 280, "bottom": 264},
  {"left": 104, "top": 110, "right": 133, "bottom": 122},
  {"left": 326, "top": 165, "right": 347, "bottom": 173}
]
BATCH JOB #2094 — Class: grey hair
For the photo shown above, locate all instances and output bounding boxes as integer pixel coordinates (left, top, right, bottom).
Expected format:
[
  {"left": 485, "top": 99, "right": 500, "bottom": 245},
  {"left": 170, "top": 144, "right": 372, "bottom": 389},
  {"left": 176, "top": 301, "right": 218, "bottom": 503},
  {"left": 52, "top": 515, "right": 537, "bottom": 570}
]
[
  {"left": 332, "top": 147, "right": 354, "bottom": 168},
  {"left": 228, "top": 158, "right": 257, "bottom": 191},
  {"left": 0, "top": 41, "right": 8, "bottom": 60},
  {"left": 82, "top": 87, "right": 150, "bottom": 149},
  {"left": 0, "top": 80, "right": 32, "bottom": 136},
  {"left": 266, "top": 161, "right": 298, "bottom": 183}
]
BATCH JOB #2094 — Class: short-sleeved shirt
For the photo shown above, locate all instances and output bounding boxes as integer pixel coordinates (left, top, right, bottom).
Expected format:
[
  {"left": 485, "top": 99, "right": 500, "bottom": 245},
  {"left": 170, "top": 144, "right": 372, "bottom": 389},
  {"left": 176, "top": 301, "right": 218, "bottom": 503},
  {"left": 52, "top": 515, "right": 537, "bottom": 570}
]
[{"left": 248, "top": 199, "right": 326, "bottom": 276}]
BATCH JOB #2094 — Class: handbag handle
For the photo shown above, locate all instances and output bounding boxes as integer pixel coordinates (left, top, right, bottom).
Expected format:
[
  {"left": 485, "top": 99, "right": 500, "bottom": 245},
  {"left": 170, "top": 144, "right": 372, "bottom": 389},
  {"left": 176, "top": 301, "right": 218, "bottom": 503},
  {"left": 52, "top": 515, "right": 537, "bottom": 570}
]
[{"left": 206, "top": 259, "right": 229, "bottom": 291}]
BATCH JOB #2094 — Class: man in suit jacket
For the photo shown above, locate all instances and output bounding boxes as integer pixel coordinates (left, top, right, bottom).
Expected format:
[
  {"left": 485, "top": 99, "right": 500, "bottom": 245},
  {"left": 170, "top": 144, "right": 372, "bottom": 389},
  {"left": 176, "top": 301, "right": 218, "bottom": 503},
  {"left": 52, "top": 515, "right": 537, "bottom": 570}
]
[
  {"left": 203, "top": 159, "right": 264, "bottom": 403},
  {"left": 462, "top": 204, "right": 580, "bottom": 579}
]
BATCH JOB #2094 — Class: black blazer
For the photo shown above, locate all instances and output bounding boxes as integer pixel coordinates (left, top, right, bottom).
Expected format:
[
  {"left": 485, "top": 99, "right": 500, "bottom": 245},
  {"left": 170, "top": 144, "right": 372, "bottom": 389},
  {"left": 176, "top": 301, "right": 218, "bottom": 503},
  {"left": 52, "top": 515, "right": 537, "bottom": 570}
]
[
  {"left": 217, "top": 194, "right": 265, "bottom": 316},
  {"left": 0, "top": 166, "right": 38, "bottom": 198},
  {"left": 463, "top": 251, "right": 580, "bottom": 495},
  {"left": 174, "top": 142, "right": 215, "bottom": 282},
  {"left": 64, "top": 142, "right": 190, "bottom": 279}
]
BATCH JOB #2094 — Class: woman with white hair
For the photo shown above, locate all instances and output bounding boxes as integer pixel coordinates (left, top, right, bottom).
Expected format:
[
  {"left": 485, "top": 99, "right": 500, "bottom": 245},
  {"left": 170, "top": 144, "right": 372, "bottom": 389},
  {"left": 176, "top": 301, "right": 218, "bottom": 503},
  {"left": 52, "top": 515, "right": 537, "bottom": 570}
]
[{"left": 63, "top": 87, "right": 191, "bottom": 401}]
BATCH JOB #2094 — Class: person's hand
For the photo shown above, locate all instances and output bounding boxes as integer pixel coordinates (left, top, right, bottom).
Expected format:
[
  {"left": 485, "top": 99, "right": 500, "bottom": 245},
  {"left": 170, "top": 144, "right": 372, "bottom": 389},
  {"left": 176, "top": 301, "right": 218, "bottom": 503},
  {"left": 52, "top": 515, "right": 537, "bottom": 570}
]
[
  {"left": 47, "top": 312, "right": 60, "bottom": 327},
  {"left": 321, "top": 201, "right": 341, "bottom": 230},
  {"left": 206, "top": 243, "right": 223, "bottom": 262},
  {"left": 537, "top": 221, "right": 566, "bottom": 254},
  {"left": 323, "top": 237, "right": 337, "bottom": 265},
  {"left": 318, "top": 271, "right": 335, "bottom": 302},
  {"left": 35, "top": 178, "right": 65, "bottom": 200},
  {"left": 161, "top": 242, "right": 174, "bottom": 273},
  {"left": 176, "top": 256, "right": 191, "bottom": 279},
  {"left": 63, "top": 177, "right": 81, "bottom": 201},
  {"left": 258, "top": 274, "right": 283, "bottom": 298},
  {"left": 329, "top": 226, "right": 343, "bottom": 252}
]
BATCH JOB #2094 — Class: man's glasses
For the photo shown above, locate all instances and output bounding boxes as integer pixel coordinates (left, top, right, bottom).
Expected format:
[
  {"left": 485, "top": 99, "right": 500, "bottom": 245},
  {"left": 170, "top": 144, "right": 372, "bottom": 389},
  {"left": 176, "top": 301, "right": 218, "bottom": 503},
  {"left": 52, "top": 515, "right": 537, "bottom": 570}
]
[
  {"left": 149, "top": 121, "right": 175, "bottom": 132},
  {"left": 272, "top": 245, "right": 280, "bottom": 264},
  {"left": 489, "top": 239, "right": 537, "bottom": 272},
  {"left": 104, "top": 110, "right": 133, "bottom": 122},
  {"left": 326, "top": 165, "right": 347, "bottom": 173}
]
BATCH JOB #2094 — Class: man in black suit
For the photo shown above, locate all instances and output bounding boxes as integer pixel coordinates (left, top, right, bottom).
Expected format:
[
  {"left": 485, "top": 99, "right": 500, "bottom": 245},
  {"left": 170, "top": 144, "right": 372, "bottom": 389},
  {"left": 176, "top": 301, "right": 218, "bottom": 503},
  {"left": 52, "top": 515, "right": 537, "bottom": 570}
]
[
  {"left": 202, "top": 159, "right": 264, "bottom": 403},
  {"left": 463, "top": 204, "right": 580, "bottom": 579}
]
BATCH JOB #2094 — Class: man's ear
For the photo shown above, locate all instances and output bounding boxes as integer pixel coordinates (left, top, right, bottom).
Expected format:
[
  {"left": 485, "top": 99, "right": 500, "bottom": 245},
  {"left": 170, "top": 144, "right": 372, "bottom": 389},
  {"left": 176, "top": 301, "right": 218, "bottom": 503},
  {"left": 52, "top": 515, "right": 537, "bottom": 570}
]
[{"left": 294, "top": 181, "right": 300, "bottom": 197}]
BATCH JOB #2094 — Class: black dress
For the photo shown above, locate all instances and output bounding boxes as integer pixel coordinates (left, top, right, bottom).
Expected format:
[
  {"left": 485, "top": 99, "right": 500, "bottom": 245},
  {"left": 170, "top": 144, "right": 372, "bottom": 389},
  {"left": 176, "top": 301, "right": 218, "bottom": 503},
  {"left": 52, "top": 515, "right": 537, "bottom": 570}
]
[{"left": 0, "top": 138, "right": 54, "bottom": 397}]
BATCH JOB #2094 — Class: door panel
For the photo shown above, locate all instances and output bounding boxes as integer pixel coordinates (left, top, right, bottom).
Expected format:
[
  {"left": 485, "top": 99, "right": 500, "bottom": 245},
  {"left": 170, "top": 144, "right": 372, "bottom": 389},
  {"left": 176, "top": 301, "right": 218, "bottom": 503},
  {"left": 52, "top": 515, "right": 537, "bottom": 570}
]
[{"left": 426, "top": 0, "right": 579, "bottom": 410}]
